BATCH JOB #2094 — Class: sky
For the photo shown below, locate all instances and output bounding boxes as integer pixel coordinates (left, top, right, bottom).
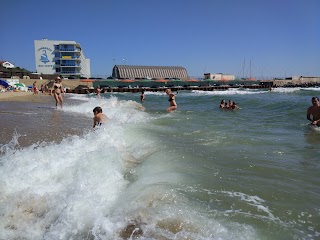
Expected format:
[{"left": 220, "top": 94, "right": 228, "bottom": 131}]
[{"left": 1, "top": 0, "right": 319, "bottom": 79}]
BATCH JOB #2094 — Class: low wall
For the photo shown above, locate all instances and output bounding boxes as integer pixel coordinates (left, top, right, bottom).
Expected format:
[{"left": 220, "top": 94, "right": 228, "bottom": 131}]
[
  {"left": 6, "top": 79, "right": 93, "bottom": 90},
  {"left": 273, "top": 77, "right": 320, "bottom": 87},
  {"left": 5, "top": 78, "right": 320, "bottom": 90}
]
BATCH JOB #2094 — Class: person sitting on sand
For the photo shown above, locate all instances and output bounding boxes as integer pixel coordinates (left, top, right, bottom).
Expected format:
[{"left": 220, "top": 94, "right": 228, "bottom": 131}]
[
  {"left": 93, "top": 106, "right": 107, "bottom": 128},
  {"left": 50, "top": 77, "right": 64, "bottom": 108},
  {"left": 307, "top": 96, "right": 320, "bottom": 126},
  {"left": 165, "top": 88, "right": 177, "bottom": 112}
]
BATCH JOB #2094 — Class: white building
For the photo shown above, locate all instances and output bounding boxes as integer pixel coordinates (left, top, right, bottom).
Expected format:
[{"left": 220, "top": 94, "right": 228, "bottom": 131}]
[
  {"left": 34, "top": 39, "right": 90, "bottom": 78},
  {"left": 204, "top": 73, "right": 235, "bottom": 81}
]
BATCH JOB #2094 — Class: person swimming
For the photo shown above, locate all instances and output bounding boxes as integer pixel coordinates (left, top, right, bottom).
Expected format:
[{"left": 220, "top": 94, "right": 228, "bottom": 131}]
[
  {"left": 220, "top": 99, "right": 226, "bottom": 108},
  {"left": 93, "top": 106, "right": 107, "bottom": 128},
  {"left": 221, "top": 99, "right": 240, "bottom": 110}
]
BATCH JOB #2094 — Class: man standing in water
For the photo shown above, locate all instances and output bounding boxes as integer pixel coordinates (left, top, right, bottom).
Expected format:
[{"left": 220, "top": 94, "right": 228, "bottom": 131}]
[{"left": 307, "top": 96, "right": 320, "bottom": 126}]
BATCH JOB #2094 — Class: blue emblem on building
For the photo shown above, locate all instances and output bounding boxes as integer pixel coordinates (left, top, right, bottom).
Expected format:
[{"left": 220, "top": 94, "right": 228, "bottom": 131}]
[{"left": 40, "top": 50, "right": 50, "bottom": 64}]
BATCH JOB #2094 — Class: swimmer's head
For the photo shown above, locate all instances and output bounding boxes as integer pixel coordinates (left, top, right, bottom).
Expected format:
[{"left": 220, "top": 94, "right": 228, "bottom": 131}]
[{"left": 93, "top": 106, "right": 103, "bottom": 113}]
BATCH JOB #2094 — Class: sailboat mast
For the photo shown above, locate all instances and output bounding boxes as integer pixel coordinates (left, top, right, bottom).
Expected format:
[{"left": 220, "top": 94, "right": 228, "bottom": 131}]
[
  {"left": 250, "top": 60, "right": 251, "bottom": 80},
  {"left": 242, "top": 58, "right": 245, "bottom": 79}
]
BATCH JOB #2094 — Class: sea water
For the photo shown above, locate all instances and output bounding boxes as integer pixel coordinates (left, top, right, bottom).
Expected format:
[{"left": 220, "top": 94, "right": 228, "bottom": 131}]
[{"left": 0, "top": 88, "right": 319, "bottom": 240}]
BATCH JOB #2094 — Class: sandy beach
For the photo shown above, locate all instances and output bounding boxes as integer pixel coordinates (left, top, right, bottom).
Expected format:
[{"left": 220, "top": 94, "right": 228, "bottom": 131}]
[
  {"left": 0, "top": 92, "right": 90, "bottom": 147},
  {"left": 0, "top": 91, "right": 53, "bottom": 102}
]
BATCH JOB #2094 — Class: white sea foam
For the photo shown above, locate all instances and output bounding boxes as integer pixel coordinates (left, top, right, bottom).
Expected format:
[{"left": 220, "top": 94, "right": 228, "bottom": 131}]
[
  {"left": 0, "top": 118, "right": 161, "bottom": 239},
  {"left": 271, "top": 87, "right": 301, "bottom": 93},
  {"left": 144, "top": 91, "right": 167, "bottom": 96},
  {"left": 0, "top": 131, "right": 258, "bottom": 239},
  {"left": 0, "top": 129, "right": 124, "bottom": 238},
  {"left": 191, "top": 88, "right": 267, "bottom": 95},
  {"left": 301, "top": 87, "right": 320, "bottom": 92},
  {"left": 65, "top": 94, "right": 149, "bottom": 124},
  {"left": 0, "top": 94, "right": 155, "bottom": 239},
  {"left": 221, "top": 191, "right": 278, "bottom": 221},
  {"left": 0, "top": 94, "right": 269, "bottom": 239}
]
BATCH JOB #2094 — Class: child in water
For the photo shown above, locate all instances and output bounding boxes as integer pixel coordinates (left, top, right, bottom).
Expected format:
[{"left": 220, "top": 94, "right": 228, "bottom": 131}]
[{"left": 93, "top": 106, "right": 107, "bottom": 128}]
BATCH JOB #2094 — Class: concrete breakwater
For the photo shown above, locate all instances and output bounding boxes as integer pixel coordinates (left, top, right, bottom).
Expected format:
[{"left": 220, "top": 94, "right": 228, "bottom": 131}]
[
  {"left": 15, "top": 78, "right": 320, "bottom": 94},
  {"left": 68, "top": 80, "right": 320, "bottom": 94},
  {"left": 68, "top": 84, "right": 271, "bottom": 94}
]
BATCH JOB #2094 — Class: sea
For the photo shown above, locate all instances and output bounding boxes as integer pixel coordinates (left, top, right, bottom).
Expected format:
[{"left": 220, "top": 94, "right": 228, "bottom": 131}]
[{"left": 0, "top": 87, "right": 319, "bottom": 240}]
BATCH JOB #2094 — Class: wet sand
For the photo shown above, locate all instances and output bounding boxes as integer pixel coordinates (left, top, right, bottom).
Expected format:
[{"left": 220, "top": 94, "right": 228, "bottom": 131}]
[
  {"left": 0, "top": 92, "right": 52, "bottom": 102},
  {"left": 0, "top": 93, "right": 91, "bottom": 148}
]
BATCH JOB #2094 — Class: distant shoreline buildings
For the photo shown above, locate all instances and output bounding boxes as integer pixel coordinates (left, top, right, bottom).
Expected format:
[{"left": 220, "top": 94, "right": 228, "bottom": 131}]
[
  {"left": 0, "top": 38, "right": 318, "bottom": 84},
  {"left": 204, "top": 73, "right": 236, "bottom": 81},
  {"left": 112, "top": 65, "right": 188, "bottom": 80},
  {"left": 34, "top": 39, "right": 90, "bottom": 78}
]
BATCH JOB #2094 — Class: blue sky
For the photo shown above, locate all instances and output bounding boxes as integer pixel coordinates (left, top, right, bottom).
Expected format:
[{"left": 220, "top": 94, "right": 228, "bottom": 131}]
[{"left": 1, "top": 0, "right": 319, "bottom": 79}]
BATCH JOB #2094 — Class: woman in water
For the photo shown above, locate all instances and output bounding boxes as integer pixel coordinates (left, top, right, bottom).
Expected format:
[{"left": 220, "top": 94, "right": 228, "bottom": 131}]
[
  {"left": 228, "top": 100, "right": 241, "bottom": 110},
  {"left": 165, "top": 88, "right": 177, "bottom": 112},
  {"left": 220, "top": 99, "right": 226, "bottom": 108},
  {"left": 140, "top": 89, "right": 145, "bottom": 102},
  {"left": 51, "top": 77, "right": 64, "bottom": 108}
]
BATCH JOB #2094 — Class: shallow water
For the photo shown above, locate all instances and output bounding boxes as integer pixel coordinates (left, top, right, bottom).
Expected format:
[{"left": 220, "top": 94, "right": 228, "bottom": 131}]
[{"left": 0, "top": 88, "right": 320, "bottom": 239}]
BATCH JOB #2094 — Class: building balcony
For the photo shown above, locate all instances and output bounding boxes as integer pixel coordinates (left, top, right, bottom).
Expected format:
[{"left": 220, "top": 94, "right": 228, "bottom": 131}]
[
  {"left": 59, "top": 48, "right": 81, "bottom": 52},
  {"left": 60, "top": 64, "right": 81, "bottom": 67},
  {"left": 60, "top": 71, "right": 80, "bottom": 74},
  {"left": 60, "top": 48, "right": 75, "bottom": 52},
  {"left": 60, "top": 56, "right": 80, "bottom": 60}
]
